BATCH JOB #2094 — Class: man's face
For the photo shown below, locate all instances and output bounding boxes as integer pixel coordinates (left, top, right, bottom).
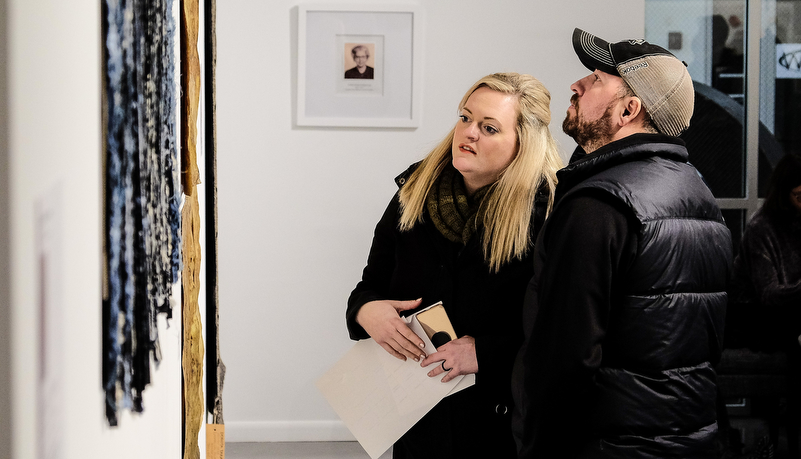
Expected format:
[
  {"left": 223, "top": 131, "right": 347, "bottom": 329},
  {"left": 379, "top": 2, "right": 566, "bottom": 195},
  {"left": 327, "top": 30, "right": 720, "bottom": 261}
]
[
  {"left": 562, "top": 70, "right": 626, "bottom": 152},
  {"left": 354, "top": 50, "right": 368, "bottom": 70}
]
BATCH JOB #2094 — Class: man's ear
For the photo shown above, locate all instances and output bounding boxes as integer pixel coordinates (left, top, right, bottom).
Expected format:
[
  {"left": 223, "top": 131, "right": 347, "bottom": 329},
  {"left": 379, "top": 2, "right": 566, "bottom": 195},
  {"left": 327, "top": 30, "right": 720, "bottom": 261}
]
[{"left": 620, "top": 96, "right": 643, "bottom": 127}]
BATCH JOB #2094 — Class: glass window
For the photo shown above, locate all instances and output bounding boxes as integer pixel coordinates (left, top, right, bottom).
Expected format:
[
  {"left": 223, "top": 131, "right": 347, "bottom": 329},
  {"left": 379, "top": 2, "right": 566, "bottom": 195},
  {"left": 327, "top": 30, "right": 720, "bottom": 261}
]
[
  {"left": 646, "top": 0, "right": 747, "bottom": 202},
  {"left": 645, "top": 0, "right": 798, "bottom": 244},
  {"left": 760, "top": 0, "right": 801, "bottom": 196}
]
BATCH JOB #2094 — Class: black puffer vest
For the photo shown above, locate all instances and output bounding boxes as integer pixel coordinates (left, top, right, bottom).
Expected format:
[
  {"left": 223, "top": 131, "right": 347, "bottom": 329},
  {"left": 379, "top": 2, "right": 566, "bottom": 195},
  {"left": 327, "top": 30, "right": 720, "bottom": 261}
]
[{"left": 558, "top": 135, "right": 732, "bottom": 457}]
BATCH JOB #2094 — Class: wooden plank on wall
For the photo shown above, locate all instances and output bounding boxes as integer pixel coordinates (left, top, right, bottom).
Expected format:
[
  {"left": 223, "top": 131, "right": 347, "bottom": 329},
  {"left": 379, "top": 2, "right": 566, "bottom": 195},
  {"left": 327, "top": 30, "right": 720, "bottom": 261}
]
[
  {"left": 204, "top": 0, "right": 225, "bottom": 427},
  {"left": 181, "top": 0, "right": 204, "bottom": 458}
]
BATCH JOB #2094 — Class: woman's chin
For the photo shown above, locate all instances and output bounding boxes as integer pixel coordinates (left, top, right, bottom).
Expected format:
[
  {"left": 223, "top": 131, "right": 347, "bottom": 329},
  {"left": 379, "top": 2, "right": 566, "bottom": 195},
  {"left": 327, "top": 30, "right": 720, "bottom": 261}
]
[{"left": 451, "top": 156, "right": 474, "bottom": 175}]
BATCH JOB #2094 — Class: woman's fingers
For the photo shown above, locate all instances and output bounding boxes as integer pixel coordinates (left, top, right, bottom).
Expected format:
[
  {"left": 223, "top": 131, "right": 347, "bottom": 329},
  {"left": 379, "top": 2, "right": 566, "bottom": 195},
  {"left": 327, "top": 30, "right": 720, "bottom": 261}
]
[
  {"left": 390, "top": 298, "right": 423, "bottom": 313},
  {"left": 392, "top": 319, "right": 426, "bottom": 359},
  {"left": 378, "top": 326, "right": 424, "bottom": 361},
  {"left": 395, "top": 320, "right": 426, "bottom": 352},
  {"left": 356, "top": 300, "right": 426, "bottom": 361},
  {"left": 421, "top": 354, "right": 456, "bottom": 382},
  {"left": 420, "top": 351, "right": 442, "bottom": 369},
  {"left": 440, "top": 366, "right": 456, "bottom": 383},
  {"left": 421, "top": 336, "right": 477, "bottom": 382}
]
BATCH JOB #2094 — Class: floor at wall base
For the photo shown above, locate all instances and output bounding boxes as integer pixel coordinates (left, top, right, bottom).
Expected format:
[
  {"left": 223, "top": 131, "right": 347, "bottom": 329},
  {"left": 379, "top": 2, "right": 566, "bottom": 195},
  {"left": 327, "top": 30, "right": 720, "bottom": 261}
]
[
  {"left": 227, "top": 442, "right": 370, "bottom": 459},
  {"left": 224, "top": 420, "right": 354, "bottom": 442}
]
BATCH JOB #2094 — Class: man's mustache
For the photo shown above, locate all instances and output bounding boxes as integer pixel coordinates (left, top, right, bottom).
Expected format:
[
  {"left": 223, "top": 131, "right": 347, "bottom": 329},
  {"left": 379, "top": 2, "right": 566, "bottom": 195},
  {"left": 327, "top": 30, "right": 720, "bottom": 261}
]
[{"left": 570, "top": 94, "right": 579, "bottom": 109}]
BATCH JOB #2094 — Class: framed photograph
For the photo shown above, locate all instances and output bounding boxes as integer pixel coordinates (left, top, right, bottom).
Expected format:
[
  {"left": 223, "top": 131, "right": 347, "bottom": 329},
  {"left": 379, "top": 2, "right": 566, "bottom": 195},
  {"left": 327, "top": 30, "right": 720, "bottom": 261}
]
[{"left": 297, "top": 4, "right": 421, "bottom": 128}]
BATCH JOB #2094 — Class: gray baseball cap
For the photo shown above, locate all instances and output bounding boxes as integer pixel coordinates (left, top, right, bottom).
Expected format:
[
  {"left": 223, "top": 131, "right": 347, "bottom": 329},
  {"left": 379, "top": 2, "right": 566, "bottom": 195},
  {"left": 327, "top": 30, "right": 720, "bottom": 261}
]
[{"left": 572, "top": 28, "right": 694, "bottom": 137}]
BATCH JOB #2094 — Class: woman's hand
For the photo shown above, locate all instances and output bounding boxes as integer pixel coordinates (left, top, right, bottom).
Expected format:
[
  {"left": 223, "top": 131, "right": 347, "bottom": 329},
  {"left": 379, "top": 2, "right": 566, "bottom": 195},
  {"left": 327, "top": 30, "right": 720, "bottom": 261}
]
[
  {"left": 421, "top": 335, "right": 478, "bottom": 383},
  {"left": 356, "top": 299, "right": 426, "bottom": 361}
]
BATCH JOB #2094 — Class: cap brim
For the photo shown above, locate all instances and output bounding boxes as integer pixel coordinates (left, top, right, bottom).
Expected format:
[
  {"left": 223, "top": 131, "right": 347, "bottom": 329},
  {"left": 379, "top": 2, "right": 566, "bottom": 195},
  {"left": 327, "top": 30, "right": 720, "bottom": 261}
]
[{"left": 572, "top": 28, "right": 619, "bottom": 76}]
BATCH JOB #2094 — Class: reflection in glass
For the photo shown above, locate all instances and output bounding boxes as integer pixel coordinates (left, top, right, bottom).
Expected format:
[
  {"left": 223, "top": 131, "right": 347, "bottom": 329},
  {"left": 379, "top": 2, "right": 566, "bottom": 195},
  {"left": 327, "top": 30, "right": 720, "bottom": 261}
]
[{"left": 646, "top": 0, "right": 748, "bottom": 199}]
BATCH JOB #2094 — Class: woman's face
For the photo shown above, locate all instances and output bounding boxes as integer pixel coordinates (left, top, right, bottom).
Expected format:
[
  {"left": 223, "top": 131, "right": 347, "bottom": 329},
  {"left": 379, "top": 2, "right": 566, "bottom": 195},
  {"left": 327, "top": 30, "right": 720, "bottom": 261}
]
[
  {"left": 451, "top": 87, "right": 519, "bottom": 194},
  {"left": 791, "top": 184, "right": 801, "bottom": 213}
]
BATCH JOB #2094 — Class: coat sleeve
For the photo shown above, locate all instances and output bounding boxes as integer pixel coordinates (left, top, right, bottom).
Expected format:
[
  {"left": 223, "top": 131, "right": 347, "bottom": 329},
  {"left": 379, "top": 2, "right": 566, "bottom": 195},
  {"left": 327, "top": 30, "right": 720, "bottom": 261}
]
[{"left": 345, "top": 194, "right": 401, "bottom": 340}]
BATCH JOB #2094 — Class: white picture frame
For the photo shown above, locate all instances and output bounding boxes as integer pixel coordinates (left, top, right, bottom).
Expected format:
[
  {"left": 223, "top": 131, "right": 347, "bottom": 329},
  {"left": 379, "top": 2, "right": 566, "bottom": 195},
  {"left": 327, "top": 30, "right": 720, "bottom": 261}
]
[{"left": 297, "top": 4, "right": 421, "bottom": 128}]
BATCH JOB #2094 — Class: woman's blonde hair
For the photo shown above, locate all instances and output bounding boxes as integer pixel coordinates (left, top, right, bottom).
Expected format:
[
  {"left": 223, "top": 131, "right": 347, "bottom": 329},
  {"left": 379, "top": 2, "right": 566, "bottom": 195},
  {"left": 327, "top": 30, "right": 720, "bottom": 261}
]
[{"left": 398, "top": 72, "right": 563, "bottom": 273}]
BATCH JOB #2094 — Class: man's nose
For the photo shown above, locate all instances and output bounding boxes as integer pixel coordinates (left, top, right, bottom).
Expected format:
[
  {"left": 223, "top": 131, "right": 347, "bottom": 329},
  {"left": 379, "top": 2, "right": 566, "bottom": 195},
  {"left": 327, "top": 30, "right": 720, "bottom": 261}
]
[{"left": 570, "top": 74, "right": 592, "bottom": 95}]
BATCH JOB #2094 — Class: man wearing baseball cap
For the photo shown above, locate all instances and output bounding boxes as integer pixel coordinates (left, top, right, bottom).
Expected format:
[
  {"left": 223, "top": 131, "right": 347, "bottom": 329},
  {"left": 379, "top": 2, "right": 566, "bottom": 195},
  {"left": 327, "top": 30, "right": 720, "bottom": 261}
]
[{"left": 511, "top": 29, "right": 733, "bottom": 458}]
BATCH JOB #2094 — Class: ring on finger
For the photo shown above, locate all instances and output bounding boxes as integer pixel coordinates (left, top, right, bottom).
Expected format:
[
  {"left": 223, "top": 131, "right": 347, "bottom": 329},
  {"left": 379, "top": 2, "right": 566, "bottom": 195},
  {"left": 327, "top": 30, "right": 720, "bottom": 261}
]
[{"left": 441, "top": 361, "right": 451, "bottom": 372}]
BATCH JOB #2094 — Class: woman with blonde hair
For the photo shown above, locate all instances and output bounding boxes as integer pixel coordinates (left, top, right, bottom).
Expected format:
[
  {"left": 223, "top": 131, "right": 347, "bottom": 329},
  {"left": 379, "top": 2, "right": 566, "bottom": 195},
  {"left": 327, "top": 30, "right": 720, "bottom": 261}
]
[{"left": 346, "top": 72, "right": 563, "bottom": 458}]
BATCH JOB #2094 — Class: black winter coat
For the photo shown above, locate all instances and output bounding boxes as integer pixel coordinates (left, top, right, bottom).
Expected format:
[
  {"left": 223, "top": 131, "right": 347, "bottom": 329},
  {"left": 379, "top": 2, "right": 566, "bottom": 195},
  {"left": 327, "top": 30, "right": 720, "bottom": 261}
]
[
  {"left": 347, "top": 164, "right": 547, "bottom": 459},
  {"left": 512, "top": 134, "right": 732, "bottom": 459}
]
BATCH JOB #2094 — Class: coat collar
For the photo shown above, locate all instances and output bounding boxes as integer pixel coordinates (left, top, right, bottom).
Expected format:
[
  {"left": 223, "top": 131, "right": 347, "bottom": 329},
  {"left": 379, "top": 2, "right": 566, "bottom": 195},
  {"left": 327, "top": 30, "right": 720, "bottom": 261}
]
[
  {"left": 557, "top": 133, "right": 689, "bottom": 196},
  {"left": 395, "top": 161, "right": 422, "bottom": 188}
]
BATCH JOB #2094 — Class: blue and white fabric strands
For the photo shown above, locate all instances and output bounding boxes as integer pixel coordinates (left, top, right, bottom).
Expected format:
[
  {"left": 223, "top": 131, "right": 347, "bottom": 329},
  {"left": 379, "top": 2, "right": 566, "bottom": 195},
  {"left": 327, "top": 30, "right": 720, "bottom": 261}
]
[{"left": 102, "top": 0, "right": 180, "bottom": 427}]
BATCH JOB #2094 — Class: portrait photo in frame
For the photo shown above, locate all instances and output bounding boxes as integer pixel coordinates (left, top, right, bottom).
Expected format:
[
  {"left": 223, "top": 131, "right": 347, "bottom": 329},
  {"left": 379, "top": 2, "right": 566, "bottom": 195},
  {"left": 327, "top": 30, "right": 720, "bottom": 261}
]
[
  {"left": 297, "top": 4, "right": 421, "bottom": 128},
  {"left": 338, "top": 36, "right": 383, "bottom": 95}
]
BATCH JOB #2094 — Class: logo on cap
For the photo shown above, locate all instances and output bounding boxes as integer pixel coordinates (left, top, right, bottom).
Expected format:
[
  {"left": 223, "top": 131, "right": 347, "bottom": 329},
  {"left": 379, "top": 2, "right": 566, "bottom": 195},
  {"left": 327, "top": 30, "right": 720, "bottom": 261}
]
[
  {"left": 628, "top": 39, "right": 646, "bottom": 45},
  {"left": 620, "top": 61, "right": 649, "bottom": 75}
]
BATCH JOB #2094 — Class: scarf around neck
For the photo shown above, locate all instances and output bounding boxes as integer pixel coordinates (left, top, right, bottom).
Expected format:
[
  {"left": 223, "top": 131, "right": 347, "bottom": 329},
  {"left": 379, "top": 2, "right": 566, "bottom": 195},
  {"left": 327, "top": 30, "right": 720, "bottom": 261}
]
[{"left": 426, "top": 164, "right": 489, "bottom": 245}]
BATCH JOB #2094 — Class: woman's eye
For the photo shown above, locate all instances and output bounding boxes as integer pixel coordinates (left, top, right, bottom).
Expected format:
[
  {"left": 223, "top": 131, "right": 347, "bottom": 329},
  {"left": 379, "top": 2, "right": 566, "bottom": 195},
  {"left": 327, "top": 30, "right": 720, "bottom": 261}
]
[
  {"left": 459, "top": 114, "right": 469, "bottom": 123},
  {"left": 483, "top": 125, "right": 498, "bottom": 134}
]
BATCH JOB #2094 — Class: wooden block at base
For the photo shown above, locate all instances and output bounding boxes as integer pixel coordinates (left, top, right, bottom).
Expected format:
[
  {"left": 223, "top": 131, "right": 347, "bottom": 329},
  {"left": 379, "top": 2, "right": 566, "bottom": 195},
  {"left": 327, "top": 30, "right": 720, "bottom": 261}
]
[{"left": 206, "top": 424, "right": 225, "bottom": 459}]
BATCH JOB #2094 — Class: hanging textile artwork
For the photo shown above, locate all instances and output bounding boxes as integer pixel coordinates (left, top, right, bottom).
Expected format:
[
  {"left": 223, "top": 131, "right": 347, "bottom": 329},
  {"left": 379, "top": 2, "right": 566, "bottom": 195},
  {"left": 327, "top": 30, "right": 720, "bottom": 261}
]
[{"left": 102, "top": 0, "right": 181, "bottom": 426}]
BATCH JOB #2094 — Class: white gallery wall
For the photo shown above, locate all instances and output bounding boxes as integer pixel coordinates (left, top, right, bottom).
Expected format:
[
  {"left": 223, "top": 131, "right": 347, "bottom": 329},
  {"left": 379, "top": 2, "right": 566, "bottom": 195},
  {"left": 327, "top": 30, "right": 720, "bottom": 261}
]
[
  {"left": 4, "top": 1, "right": 185, "bottom": 458},
  {"left": 216, "top": 0, "right": 646, "bottom": 442},
  {"left": 0, "top": 0, "right": 11, "bottom": 457}
]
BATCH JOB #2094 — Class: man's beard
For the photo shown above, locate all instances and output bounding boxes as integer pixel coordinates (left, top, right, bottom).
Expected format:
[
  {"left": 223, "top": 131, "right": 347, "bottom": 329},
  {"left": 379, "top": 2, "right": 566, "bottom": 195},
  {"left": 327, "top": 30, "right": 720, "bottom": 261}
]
[{"left": 562, "top": 95, "right": 616, "bottom": 153}]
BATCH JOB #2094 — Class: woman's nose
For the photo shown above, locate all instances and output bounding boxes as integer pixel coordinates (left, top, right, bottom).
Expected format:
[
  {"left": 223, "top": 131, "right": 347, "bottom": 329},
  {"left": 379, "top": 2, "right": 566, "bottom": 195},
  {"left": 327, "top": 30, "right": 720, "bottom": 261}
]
[{"left": 465, "top": 123, "right": 479, "bottom": 141}]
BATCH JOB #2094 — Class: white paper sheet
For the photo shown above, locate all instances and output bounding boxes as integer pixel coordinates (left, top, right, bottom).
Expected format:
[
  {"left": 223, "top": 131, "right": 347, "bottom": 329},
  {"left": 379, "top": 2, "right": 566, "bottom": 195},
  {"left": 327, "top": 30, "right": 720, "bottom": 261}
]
[{"left": 316, "top": 306, "right": 475, "bottom": 459}]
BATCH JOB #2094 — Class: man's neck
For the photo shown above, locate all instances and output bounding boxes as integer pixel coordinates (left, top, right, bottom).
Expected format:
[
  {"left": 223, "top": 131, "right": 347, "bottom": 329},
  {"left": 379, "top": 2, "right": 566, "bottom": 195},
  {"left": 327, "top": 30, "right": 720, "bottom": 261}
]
[{"left": 581, "top": 127, "right": 651, "bottom": 154}]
